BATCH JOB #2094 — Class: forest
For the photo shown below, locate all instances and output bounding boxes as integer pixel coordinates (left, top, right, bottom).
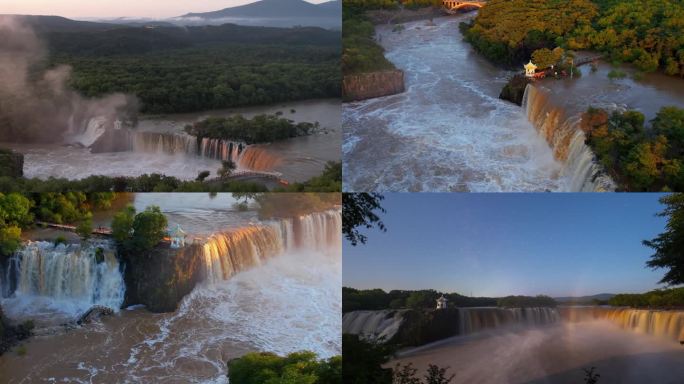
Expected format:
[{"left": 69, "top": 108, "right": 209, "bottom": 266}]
[
  {"left": 609, "top": 287, "right": 684, "bottom": 308},
  {"left": 0, "top": 192, "right": 116, "bottom": 257},
  {"left": 185, "top": 114, "right": 319, "bottom": 144},
  {"left": 461, "top": 0, "right": 684, "bottom": 77},
  {"left": 343, "top": 288, "right": 497, "bottom": 312},
  {"left": 40, "top": 22, "right": 341, "bottom": 113},
  {"left": 228, "top": 351, "right": 341, "bottom": 384},
  {"left": 580, "top": 106, "right": 684, "bottom": 191},
  {"left": 342, "top": 9, "right": 396, "bottom": 75}
]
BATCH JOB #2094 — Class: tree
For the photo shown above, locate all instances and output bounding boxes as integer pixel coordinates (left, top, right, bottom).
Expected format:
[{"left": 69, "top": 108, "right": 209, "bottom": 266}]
[
  {"left": 76, "top": 213, "right": 93, "bottom": 241},
  {"left": 342, "top": 193, "right": 386, "bottom": 246},
  {"left": 111, "top": 205, "right": 136, "bottom": 245},
  {"left": 342, "top": 334, "right": 394, "bottom": 384},
  {"left": 130, "top": 206, "right": 168, "bottom": 252},
  {"left": 218, "top": 160, "right": 237, "bottom": 179},
  {"left": 196, "top": 171, "right": 211, "bottom": 181},
  {"left": 0, "top": 193, "right": 33, "bottom": 256},
  {"left": 644, "top": 194, "right": 684, "bottom": 285},
  {"left": 425, "top": 364, "right": 455, "bottom": 384}
]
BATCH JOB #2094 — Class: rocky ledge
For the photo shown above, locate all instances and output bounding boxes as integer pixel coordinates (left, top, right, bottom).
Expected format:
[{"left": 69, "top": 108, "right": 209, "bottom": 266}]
[{"left": 499, "top": 74, "right": 531, "bottom": 106}]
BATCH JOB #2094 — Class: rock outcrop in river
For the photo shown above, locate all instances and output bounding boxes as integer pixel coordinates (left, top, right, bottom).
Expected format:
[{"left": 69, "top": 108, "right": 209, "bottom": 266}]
[
  {"left": 0, "top": 304, "right": 32, "bottom": 356},
  {"left": 121, "top": 243, "right": 205, "bottom": 313},
  {"left": 499, "top": 75, "right": 531, "bottom": 106}
]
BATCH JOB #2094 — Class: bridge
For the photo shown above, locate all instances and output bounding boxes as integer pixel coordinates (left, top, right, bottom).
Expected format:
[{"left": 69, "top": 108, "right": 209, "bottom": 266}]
[{"left": 442, "top": 0, "right": 487, "bottom": 12}]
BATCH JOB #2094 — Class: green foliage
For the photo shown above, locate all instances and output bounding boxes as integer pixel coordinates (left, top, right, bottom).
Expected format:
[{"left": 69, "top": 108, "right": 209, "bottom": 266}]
[
  {"left": 277, "top": 162, "right": 342, "bottom": 192},
  {"left": 75, "top": 213, "right": 93, "bottom": 241},
  {"left": 342, "top": 193, "right": 386, "bottom": 246},
  {"left": 130, "top": 206, "right": 168, "bottom": 252},
  {"left": 15, "top": 345, "right": 27, "bottom": 356},
  {"left": 0, "top": 174, "right": 270, "bottom": 193},
  {"left": 497, "top": 295, "right": 557, "bottom": 308},
  {"left": 343, "top": 287, "right": 498, "bottom": 312},
  {"left": 581, "top": 106, "right": 684, "bottom": 191},
  {"left": 227, "top": 351, "right": 340, "bottom": 384},
  {"left": 44, "top": 24, "right": 341, "bottom": 114},
  {"left": 218, "top": 160, "right": 237, "bottom": 179},
  {"left": 186, "top": 115, "right": 318, "bottom": 144},
  {"left": 196, "top": 171, "right": 211, "bottom": 182},
  {"left": 0, "top": 193, "right": 33, "bottom": 256},
  {"left": 111, "top": 205, "right": 136, "bottom": 244},
  {"left": 342, "top": 334, "right": 394, "bottom": 384},
  {"left": 643, "top": 194, "right": 684, "bottom": 286},
  {"left": 461, "top": 0, "right": 597, "bottom": 67},
  {"left": 343, "top": 14, "right": 396, "bottom": 75},
  {"left": 53, "top": 236, "right": 67, "bottom": 247},
  {"left": 609, "top": 287, "right": 684, "bottom": 308},
  {"left": 607, "top": 69, "right": 626, "bottom": 79}
]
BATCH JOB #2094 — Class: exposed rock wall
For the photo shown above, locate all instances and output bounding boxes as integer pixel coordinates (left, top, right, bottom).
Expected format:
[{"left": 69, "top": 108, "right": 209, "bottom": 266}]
[
  {"left": 122, "top": 243, "right": 205, "bottom": 313},
  {"left": 499, "top": 74, "right": 531, "bottom": 106},
  {"left": 343, "top": 70, "right": 405, "bottom": 102}
]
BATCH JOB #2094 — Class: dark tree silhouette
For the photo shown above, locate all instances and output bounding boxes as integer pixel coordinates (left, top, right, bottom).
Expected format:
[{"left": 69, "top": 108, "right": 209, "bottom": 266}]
[
  {"left": 342, "top": 193, "right": 386, "bottom": 246},
  {"left": 644, "top": 194, "right": 684, "bottom": 285}
]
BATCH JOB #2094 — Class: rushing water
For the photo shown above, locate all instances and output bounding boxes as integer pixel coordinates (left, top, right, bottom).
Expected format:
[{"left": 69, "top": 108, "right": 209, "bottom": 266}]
[
  {"left": 343, "top": 16, "right": 684, "bottom": 192},
  {"left": 2, "top": 99, "right": 340, "bottom": 183},
  {"left": 0, "top": 194, "right": 342, "bottom": 383}
]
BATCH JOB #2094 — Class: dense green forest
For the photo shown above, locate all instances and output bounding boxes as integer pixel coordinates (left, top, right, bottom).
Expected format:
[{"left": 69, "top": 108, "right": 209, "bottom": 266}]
[
  {"left": 342, "top": 9, "right": 396, "bottom": 75},
  {"left": 461, "top": 0, "right": 684, "bottom": 76},
  {"left": 227, "top": 351, "right": 341, "bottom": 384},
  {"left": 343, "top": 287, "right": 497, "bottom": 312},
  {"left": 609, "top": 287, "right": 684, "bottom": 308},
  {"left": 0, "top": 192, "right": 116, "bottom": 256},
  {"left": 40, "top": 23, "right": 341, "bottom": 113},
  {"left": 580, "top": 106, "right": 684, "bottom": 191},
  {"left": 497, "top": 295, "right": 557, "bottom": 308},
  {"left": 185, "top": 114, "right": 319, "bottom": 144}
]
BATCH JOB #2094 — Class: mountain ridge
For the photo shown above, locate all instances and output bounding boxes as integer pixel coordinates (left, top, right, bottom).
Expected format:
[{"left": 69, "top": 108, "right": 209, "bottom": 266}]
[{"left": 182, "top": 0, "right": 340, "bottom": 19}]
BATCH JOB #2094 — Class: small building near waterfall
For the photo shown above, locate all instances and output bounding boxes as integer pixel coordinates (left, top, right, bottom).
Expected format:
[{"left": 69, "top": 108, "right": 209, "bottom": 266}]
[
  {"left": 524, "top": 61, "right": 538, "bottom": 78},
  {"left": 436, "top": 295, "right": 448, "bottom": 309},
  {"left": 169, "top": 224, "right": 187, "bottom": 249}
]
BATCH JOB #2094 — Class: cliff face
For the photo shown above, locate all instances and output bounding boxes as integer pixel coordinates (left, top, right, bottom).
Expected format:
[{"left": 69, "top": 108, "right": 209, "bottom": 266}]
[
  {"left": 393, "top": 308, "right": 461, "bottom": 346},
  {"left": 89, "top": 128, "right": 132, "bottom": 153},
  {"left": 343, "top": 70, "right": 405, "bottom": 102},
  {"left": 499, "top": 75, "right": 531, "bottom": 106},
  {"left": 0, "top": 149, "right": 24, "bottom": 178},
  {"left": 121, "top": 243, "right": 205, "bottom": 313}
]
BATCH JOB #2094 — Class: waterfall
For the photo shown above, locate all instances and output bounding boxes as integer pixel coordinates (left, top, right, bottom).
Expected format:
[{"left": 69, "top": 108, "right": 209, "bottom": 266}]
[
  {"left": 202, "top": 210, "right": 341, "bottom": 284},
  {"left": 131, "top": 131, "right": 199, "bottom": 156},
  {"left": 342, "top": 310, "right": 407, "bottom": 342},
  {"left": 560, "top": 307, "right": 684, "bottom": 343},
  {"left": 522, "top": 85, "right": 616, "bottom": 192},
  {"left": 129, "top": 132, "right": 281, "bottom": 172},
  {"left": 7, "top": 241, "right": 125, "bottom": 312},
  {"left": 458, "top": 307, "right": 560, "bottom": 335}
]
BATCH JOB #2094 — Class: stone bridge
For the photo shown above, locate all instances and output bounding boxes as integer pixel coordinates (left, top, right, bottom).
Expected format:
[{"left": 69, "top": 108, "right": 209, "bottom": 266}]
[{"left": 442, "top": 0, "right": 487, "bottom": 12}]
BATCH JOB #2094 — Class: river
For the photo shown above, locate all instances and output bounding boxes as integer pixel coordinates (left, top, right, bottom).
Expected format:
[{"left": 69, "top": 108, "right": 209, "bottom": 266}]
[
  {"left": 342, "top": 15, "right": 684, "bottom": 192},
  {"left": 1, "top": 99, "right": 340, "bottom": 184},
  {"left": 0, "top": 194, "right": 342, "bottom": 383}
]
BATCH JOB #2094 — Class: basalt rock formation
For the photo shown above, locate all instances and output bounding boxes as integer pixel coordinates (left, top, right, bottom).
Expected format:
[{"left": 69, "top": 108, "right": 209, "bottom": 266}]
[
  {"left": 121, "top": 243, "right": 205, "bottom": 313},
  {"left": 500, "top": 74, "right": 531, "bottom": 106},
  {"left": 343, "top": 70, "right": 405, "bottom": 102}
]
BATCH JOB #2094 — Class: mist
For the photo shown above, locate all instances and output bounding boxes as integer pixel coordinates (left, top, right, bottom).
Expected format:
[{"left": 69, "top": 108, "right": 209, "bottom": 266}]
[{"left": 0, "top": 15, "right": 137, "bottom": 144}]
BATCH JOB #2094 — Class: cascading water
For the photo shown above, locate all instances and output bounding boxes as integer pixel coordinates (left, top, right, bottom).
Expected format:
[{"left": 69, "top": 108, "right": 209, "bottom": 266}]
[
  {"left": 3, "top": 241, "right": 125, "bottom": 317},
  {"left": 129, "top": 131, "right": 283, "bottom": 172},
  {"left": 458, "top": 307, "right": 560, "bottom": 334},
  {"left": 342, "top": 310, "right": 407, "bottom": 342},
  {"left": 560, "top": 306, "right": 684, "bottom": 343},
  {"left": 202, "top": 210, "right": 341, "bottom": 284},
  {"left": 522, "top": 85, "right": 616, "bottom": 192}
]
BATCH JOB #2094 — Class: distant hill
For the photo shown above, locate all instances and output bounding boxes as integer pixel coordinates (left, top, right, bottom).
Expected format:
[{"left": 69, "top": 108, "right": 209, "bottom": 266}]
[
  {"left": 2, "top": 15, "right": 124, "bottom": 33},
  {"left": 183, "top": 0, "right": 339, "bottom": 19},
  {"left": 178, "top": 0, "right": 341, "bottom": 29},
  {"left": 554, "top": 293, "right": 615, "bottom": 303}
]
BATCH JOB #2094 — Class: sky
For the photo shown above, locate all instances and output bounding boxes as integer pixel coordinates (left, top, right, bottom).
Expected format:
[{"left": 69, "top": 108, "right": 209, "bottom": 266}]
[
  {"left": 343, "top": 193, "right": 671, "bottom": 298},
  {"left": 0, "top": 0, "right": 329, "bottom": 19}
]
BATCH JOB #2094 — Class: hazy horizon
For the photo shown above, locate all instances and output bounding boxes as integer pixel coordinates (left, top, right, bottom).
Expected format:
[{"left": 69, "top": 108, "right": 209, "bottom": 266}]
[
  {"left": 0, "top": 0, "right": 330, "bottom": 19},
  {"left": 343, "top": 193, "right": 672, "bottom": 297}
]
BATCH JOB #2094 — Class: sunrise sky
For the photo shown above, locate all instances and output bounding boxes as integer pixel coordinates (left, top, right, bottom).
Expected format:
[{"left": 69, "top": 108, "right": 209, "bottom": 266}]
[
  {"left": 0, "top": 0, "right": 329, "bottom": 19},
  {"left": 343, "top": 193, "right": 670, "bottom": 298}
]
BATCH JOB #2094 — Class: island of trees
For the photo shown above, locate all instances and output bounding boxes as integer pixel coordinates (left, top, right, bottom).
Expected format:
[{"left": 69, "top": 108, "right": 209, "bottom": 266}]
[{"left": 185, "top": 114, "right": 320, "bottom": 144}]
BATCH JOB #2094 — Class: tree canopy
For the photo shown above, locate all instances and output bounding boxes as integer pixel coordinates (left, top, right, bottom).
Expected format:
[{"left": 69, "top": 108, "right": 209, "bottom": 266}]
[
  {"left": 342, "top": 193, "right": 386, "bottom": 246},
  {"left": 228, "top": 351, "right": 341, "bottom": 384},
  {"left": 643, "top": 194, "right": 684, "bottom": 286}
]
